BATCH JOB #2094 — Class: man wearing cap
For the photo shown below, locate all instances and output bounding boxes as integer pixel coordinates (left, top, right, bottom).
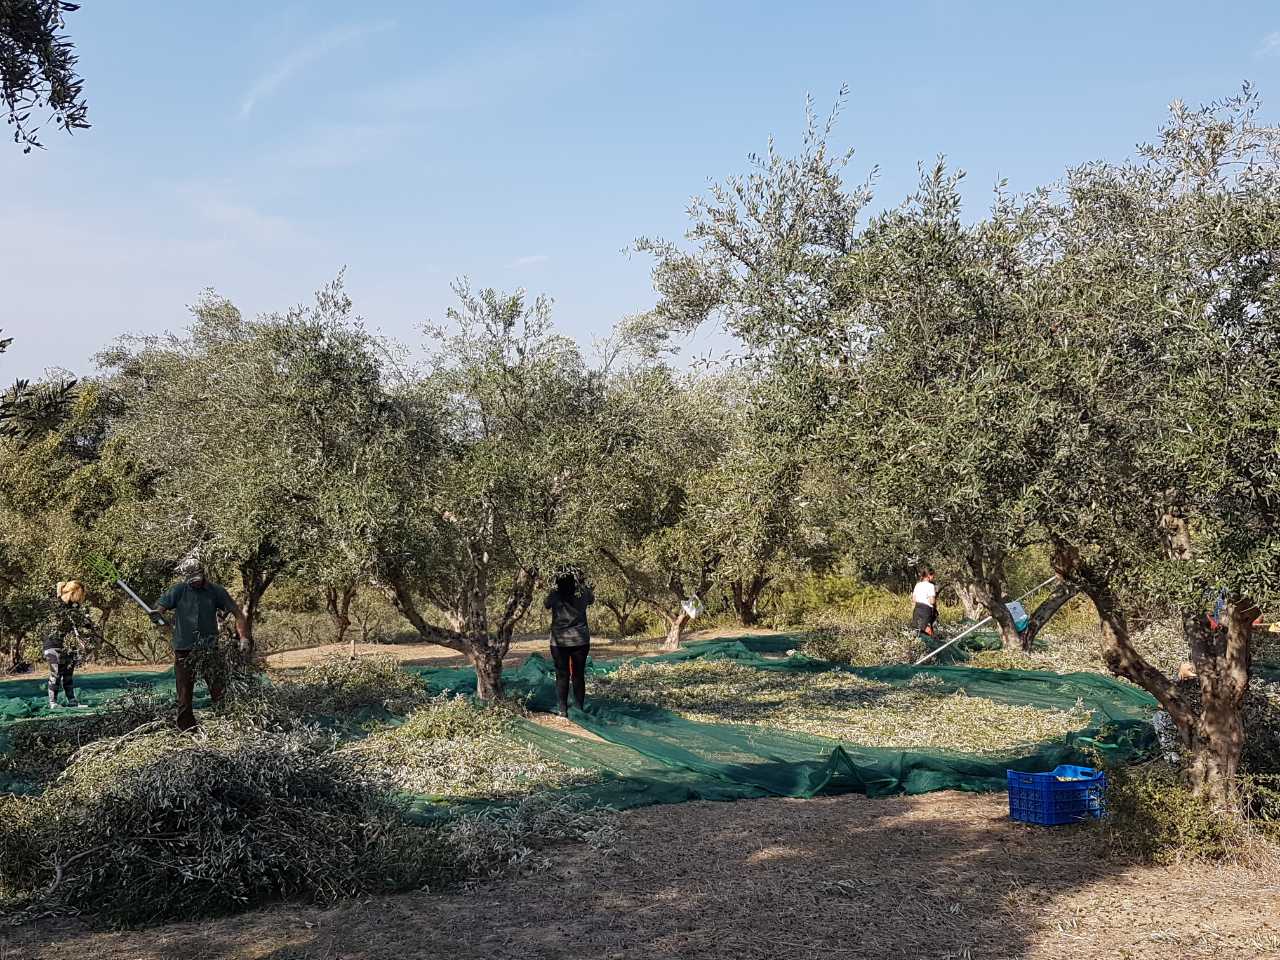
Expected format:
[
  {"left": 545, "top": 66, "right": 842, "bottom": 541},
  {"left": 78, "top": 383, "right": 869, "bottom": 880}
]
[{"left": 153, "top": 559, "right": 248, "bottom": 731}]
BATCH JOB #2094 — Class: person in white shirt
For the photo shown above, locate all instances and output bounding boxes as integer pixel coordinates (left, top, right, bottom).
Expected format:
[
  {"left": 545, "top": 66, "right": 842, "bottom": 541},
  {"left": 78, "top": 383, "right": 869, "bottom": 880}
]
[{"left": 911, "top": 568, "right": 938, "bottom": 638}]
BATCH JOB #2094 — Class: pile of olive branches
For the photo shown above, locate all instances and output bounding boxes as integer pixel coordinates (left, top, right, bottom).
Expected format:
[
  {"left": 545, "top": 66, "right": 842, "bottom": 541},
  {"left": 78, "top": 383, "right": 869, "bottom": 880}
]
[{"left": 0, "top": 656, "right": 615, "bottom": 927}]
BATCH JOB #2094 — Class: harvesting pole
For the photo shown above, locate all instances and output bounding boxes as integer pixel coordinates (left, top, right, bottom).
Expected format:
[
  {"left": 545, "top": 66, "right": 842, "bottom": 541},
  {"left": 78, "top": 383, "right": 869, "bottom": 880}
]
[
  {"left": 86, "top": 555, "right": 168, "bottom": 627},
  {"left": 913, "top": 575, "right": 1059, "bottom": 666}
]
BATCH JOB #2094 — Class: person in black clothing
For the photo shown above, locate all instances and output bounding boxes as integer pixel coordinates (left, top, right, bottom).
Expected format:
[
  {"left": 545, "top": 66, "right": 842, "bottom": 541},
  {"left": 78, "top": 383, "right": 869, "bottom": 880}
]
[{"left": 544, "top": 571, "right": 594, "bottom": 716}]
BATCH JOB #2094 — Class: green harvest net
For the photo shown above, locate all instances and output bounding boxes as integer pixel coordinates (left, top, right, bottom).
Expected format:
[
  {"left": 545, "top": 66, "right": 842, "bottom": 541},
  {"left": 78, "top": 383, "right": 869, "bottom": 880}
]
[
  {"left": 397, "top": 636, "right": 1161, "bottom": 820},
  {"left": 0, "top": 635, "right": 1194, "bottom": 818}
]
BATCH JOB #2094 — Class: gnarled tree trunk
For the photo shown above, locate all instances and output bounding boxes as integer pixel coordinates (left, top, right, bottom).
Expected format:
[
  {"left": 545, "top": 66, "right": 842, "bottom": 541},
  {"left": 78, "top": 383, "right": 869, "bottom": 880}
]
[
  {"left": 470, "top": 643, "right": 505, "bottom": 701},
  {"left": 600, "top": 597, "right": 640, "bottom": 637},
  {"left": 966, "top": 547, "right": 1019, "bottom": 648},
  {"left": 238, "top": 567, "right": 278, "bottom": 658},
  {"left": 662, "top": 608, "right": 692, "bottom": 650},
  {"left": 730, "top": 573, "right": 771, "bottom": 627},
  {"left": 325, "top": 582, "right": 358, "bottom": 652},
  {"left": 953, "top": 581, "right": 985, "bottom": 621},
  {"left": 1019, "top": 582, "right": 1078, "bottom": 651},
  {"left": 1054, "top": 541, "right": 1251, "bottom": 813},
  {"left": 1186, "top": 603, "right": 1253, "bottom": 809}
]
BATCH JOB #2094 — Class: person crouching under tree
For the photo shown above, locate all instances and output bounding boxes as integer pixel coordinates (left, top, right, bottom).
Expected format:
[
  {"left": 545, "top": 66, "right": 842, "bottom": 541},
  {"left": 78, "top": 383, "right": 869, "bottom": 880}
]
[
  {"left": 911, "top": 567, "right": 939, "bottom": 642},
  {"left": 153, "top": 558, "right": 248, "bottom": 732},
  {"left": 39, "top": 580, "right": 97, "bottom": 709},
  {"left": 544, "top": 570, "right": 594, "bottom": 717}
]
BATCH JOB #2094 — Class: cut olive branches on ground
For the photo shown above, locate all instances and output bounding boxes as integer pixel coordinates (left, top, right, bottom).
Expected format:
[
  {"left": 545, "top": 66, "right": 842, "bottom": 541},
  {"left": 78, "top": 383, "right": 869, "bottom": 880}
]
[{"left": 592, "top": 659, "right": 1093, "bottom": 755}]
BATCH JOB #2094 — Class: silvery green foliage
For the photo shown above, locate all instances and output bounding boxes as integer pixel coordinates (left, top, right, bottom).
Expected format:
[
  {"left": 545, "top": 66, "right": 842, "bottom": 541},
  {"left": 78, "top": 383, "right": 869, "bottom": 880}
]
[
  {"left": 99, "top": 276, "right": 407, "bottom": 646},
  {"left": 375, "top": 281, "right": 613, "bottom": 692},
  {"left": 1029, "top": 86, "right": 1280, "bottom": 617},
  {"left": 635, "top": 87, "right": 872, "bottom": 364},
  {"left": 0, "top": 379, "right": 163, "bottom": 664},
  {"left": 0, "top": 1, "right": 89, "bottom": 152}
]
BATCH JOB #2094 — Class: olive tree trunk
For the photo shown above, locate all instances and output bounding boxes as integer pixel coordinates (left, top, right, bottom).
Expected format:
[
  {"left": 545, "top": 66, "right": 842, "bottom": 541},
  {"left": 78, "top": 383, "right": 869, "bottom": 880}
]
[
  {"left": 1019, "top": 582, "right": 1079, "bottom": 651},
  {"left": 661, "top": 608, "right": 692, "bottom": 651},
  {"left": 730, "top": 573, "right": 771, "bottom": 627},
  {"left": 1185, "top": 606, "right": 1252, "bottom": 808},
  {"left": 966, "top": 547, "right": 1020, "bottom": 648},
  {"left": 1056, "top": 544, "right": 1252, "bottom": 812},
  {"left": 382, "top": 563, "right": 536, "bottom": 702},
  {"left": 325, "top": 583, "right": 358, "bottom": 652},
  {"left": 953, "top": 581, "right": 985, "bottom": 620},
  {"left": 238, "top": 563, "right": 281, "bottom": 658},
  {"left": 600, "top": 597, "right": 640, "bottom": 637}
]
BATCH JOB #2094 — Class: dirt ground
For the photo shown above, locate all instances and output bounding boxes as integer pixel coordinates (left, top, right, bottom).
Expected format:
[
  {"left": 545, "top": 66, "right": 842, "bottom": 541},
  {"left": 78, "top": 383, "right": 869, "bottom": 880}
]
[
  {"left": 1, "top": 625, "right": 783, "bottom": 680},
  {"left": 2, "top": 790, "right": 1276, "bottom": 960},
  {"left": 7, "top": 629, "right": 1277, "bottom": 958},
  {"left": 262, "top": 626, "right": 787, "bottom": 672}
]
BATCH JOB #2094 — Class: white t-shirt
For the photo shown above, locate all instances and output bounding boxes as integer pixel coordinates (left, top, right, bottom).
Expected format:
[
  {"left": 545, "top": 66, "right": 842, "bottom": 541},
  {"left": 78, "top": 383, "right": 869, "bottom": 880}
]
[{"left": 912, "top": 580, "right": 937, "bottom": 606}]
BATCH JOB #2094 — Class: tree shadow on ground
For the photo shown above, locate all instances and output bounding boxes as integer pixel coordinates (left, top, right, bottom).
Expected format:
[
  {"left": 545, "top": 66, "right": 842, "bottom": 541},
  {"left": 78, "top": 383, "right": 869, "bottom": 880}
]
[{"left": 4, "top": 791, "right": 1276, "bottom": 960}]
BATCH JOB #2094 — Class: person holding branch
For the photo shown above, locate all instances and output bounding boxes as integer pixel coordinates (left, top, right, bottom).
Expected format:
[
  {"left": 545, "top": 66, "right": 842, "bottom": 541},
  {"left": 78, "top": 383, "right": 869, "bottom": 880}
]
[
  {"left": 39, "top": 580, "right": 97, "bottom": 709},
  {"left": 152, "top": 558, "right": 249, "bottom": 731}
]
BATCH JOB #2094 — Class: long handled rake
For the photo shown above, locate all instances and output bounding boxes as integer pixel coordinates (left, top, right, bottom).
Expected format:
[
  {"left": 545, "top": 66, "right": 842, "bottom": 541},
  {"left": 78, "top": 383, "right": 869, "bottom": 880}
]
[{"left": 85, "top": 554, "right": 167, "bottom": 627}]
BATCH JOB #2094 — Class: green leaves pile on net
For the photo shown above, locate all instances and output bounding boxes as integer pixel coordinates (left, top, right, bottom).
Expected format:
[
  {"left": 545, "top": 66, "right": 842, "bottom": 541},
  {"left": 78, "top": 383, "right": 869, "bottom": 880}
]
[{"left": 594, "top": 658, "right": 1091, "bottom": 755}]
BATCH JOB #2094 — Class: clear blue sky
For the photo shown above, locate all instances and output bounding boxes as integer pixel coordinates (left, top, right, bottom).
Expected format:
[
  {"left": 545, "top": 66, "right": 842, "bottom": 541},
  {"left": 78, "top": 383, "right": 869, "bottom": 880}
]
[{"left": 5, "top": 1, "right": 1280, "bottom": 379}]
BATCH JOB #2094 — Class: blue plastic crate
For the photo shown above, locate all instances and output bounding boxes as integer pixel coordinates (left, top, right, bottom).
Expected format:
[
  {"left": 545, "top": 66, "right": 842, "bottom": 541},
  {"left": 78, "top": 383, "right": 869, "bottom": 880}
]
[{"left": 1007, "top": 765, "right": 1106, "bottom": 826}]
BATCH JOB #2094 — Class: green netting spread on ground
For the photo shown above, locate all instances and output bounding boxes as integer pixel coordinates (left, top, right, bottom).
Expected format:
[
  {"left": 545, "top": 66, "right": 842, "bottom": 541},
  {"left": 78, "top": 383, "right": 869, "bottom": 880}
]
[
  {"left": 0, "top": 638, "right": 1178, "bottom": 818},
  {"left": 403, "top": 636, "right": 1162, "bottom": 818}
]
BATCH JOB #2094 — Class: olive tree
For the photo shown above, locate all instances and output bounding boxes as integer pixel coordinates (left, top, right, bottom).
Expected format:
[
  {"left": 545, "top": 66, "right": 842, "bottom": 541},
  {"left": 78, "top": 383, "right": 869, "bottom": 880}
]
[
  {"left": 374, "top": 283, "right": 608, "bottom": 699},
  {"left": 0, "top": 380, "right": 160, "bottom": 667},
  {"left": 1029, "top": 89, "right": 1280, "bottom": 807},
  {"left": 635, "top": 88, "right": 871, "bottom": 367},
  {"left": 629, "top": 94, "right": 875, "bottom": 637},
  {"left": 0, "top": 330, "right": 77, "bottom": 441},
  {"left": 100, "top": 279, "right": 397, "bottom": 654},
  {"left": 594, "top": 368, "right": 731, "bottom": 649},
  {"left": 246, "top": 296, "right": 406, "bottom": 650},
  {"left": 1, "top": 0, "right": 88, "bottom": 151},
  {"left": 825, "top": 164, "right": 1077, "bottom": 649}
]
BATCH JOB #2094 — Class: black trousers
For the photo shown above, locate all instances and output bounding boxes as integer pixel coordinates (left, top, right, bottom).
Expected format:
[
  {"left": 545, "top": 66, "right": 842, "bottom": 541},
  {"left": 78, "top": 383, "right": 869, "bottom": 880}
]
[
  {"left": 44, "top": 651, "right": 75, "bottom": 703},
  {"left": 550, "top": 643, "right": 589, "bottom": 711},
  {"left": 174, "top": 648, "right": 226, "bottom": 731},
  {"left": 912, "top": 602, "right": 938, "bottom": 636}
]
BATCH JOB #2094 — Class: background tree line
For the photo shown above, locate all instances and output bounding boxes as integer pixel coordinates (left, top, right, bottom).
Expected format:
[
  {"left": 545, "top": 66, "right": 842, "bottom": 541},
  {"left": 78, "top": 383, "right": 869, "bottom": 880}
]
[{"left": 1, "top": 89, "right": 1277, "bottom": 809}]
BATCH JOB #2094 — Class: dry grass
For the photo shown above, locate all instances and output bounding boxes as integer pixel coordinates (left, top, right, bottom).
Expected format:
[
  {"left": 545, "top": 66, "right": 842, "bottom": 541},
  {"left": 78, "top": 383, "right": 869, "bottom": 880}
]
[{"left": 4, "top": 791, "right": 1278, "bottom": 960}]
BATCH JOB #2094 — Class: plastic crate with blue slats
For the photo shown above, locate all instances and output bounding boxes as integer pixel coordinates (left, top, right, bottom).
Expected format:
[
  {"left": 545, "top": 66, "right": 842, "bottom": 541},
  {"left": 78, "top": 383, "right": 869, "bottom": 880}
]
[{"left": 1007, "top": 765, "right": 1106, "bottom": 826}]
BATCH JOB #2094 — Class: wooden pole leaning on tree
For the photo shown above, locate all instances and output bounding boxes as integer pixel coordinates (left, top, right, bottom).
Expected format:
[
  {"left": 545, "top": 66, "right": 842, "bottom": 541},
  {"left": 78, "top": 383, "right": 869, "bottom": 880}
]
[{"left": 913, "top": 576, "right": 1060, "bottom": 666}]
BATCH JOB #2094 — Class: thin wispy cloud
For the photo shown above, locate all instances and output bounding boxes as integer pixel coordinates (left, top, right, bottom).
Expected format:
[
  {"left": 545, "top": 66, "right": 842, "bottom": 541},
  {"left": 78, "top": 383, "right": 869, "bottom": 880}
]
[
  {"left": 357, "top": 3, "right": 634, "bottom": 119},
  {"left": 509, "top": 254, "right": 550, "bottom": 268},
  {"left": 240, "top": 19, "right": 394, "bottom": 117},
  {"left": 1258, "top": 31, "right": 1280, "bottom": 58}
]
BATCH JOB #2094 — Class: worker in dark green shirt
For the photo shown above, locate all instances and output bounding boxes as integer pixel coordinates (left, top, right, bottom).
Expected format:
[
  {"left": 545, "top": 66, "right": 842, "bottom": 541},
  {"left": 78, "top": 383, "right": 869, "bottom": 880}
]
[{"left": 153, "top": 558, "right": 248, "bottom": 731}]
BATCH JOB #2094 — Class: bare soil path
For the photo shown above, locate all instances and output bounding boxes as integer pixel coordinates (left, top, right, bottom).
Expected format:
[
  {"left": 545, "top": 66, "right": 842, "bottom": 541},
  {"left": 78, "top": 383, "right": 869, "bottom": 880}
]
[
  {"left": 263, "top": 626, "right": 789, "bottom": 672},
  {"left": 3, "top": 791, "right": 1276, "bottom": 960}
]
